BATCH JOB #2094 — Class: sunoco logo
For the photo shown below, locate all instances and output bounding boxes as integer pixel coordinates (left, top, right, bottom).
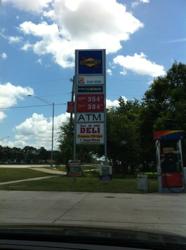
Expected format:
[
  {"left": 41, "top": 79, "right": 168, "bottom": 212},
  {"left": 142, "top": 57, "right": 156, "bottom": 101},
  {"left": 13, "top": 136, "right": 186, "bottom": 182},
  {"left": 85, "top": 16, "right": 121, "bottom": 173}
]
[{"left": 80, "top": 57, "right": 101, "bottom": 68}]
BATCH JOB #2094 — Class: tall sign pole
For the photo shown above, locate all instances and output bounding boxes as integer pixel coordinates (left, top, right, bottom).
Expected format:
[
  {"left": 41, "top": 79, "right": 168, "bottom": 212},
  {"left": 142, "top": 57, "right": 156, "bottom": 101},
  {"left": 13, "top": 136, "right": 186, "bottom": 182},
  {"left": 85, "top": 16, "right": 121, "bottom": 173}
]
[
  {"left": 103, "top": 50, "right": 107, "bottom": 160},
  {"left": 74, "top": 49, "right": 106, "bottom": 159},
  {"left": 73, "top": 74, "right": 77, "bottom": 160}
]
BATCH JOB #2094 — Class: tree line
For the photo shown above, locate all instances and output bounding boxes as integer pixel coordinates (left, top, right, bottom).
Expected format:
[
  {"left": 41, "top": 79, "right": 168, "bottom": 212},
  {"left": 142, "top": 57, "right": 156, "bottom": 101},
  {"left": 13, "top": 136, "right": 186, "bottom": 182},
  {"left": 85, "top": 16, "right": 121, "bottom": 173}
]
[
  {"left": 59, "top": 62, "right": 186, "bottom": 173},
  {"left": 0, "top": 146, "right": 62, "bottom": 164}
]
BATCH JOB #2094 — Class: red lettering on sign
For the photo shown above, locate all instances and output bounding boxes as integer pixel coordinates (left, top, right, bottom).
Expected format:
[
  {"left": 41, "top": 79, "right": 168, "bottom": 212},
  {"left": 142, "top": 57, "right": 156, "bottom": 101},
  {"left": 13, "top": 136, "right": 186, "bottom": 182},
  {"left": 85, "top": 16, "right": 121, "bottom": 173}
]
[
  {"left": 80, "top": 127, "right": 86, "bottom": 133},
  {"left": 80, "top": 126, "right": 101, "bottom": 134},
  {"left": 77, "top": 94, "right": 104, "bottom": 112},
  {"left": 86, "top": 127, "right": 91, "bottom": 133}
]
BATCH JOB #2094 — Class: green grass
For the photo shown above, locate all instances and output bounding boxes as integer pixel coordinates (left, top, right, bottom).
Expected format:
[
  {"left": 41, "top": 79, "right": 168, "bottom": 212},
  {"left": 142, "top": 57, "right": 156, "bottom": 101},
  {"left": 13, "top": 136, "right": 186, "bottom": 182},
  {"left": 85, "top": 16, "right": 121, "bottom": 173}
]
[
  {"left": 0, "top": 175, "right": 158, "bottom": 193},
  {"left": 144, "top": 172, "right": 158, "bottom": 179},
  {"left": 0, "top": 168, "right": 51, "bottom": 182}
]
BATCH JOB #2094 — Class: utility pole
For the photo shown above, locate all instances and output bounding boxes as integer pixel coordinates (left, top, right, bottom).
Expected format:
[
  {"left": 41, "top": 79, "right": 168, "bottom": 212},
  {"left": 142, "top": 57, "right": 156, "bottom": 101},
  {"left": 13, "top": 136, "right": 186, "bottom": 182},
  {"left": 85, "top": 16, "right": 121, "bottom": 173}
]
[
  {"left": 28, "top": 95, "right": 55, "bottom": 167},
  {"left": 51, "top": 102, "right": 55, "bottom": 167}
]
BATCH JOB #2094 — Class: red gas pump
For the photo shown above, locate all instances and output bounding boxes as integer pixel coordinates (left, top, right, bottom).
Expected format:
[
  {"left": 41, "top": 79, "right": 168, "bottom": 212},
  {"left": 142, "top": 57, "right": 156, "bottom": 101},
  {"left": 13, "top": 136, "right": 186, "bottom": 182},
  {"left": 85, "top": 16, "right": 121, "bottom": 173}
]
[{"left": 154, "top": 130, "right": 185, "bottom": 192}]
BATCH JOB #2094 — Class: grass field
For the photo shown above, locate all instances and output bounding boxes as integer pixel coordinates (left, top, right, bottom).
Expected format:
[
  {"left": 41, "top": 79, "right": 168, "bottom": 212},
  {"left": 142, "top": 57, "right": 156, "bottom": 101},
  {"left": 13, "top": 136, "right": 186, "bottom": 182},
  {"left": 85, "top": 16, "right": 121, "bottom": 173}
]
[
  {"left": 0, "top": 168, "right": 50, "bottom": 182},
  {"left": 0, "top": 175, "right": 158, "bottom": 193}
]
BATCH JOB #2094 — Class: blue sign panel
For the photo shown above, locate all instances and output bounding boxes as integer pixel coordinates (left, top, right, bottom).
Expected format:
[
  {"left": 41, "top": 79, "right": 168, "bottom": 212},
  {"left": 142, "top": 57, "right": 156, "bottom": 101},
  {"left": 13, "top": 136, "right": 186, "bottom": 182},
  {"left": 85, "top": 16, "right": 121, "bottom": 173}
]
[{"left": 77, "top": 50, "right": 103, "bottom": 75}]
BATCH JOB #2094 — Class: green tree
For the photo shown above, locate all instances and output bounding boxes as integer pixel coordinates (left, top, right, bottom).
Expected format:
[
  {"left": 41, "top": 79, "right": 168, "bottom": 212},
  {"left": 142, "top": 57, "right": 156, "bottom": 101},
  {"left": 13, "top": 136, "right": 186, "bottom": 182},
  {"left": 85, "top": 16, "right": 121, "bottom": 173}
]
[
  {"left": 140, "top": 62, "right": 186, "bottom": 166},
  {"left": 58, "top": 119, "right": 73, "bottom": 163},
  {"left": 107, "top": 98, "right": 142, "bottom": 173}
]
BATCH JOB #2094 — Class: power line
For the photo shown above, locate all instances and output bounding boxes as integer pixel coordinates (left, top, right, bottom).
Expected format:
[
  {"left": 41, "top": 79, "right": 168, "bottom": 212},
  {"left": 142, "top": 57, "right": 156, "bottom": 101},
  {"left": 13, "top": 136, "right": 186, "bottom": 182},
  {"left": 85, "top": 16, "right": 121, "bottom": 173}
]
[
  {"left": 0, "top": 103, "right": 66, "bottom": 111},
  {"left": 22, "top": 76, "right": 71, "bottom": 84}
]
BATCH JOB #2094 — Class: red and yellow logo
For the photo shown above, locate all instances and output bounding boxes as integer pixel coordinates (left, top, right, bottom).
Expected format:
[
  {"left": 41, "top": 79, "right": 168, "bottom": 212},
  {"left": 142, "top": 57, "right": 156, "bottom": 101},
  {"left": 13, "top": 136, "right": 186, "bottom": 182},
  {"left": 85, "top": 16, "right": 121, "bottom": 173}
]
[{"left": 80, "top": 57, "right": 101, "bottom": 68}]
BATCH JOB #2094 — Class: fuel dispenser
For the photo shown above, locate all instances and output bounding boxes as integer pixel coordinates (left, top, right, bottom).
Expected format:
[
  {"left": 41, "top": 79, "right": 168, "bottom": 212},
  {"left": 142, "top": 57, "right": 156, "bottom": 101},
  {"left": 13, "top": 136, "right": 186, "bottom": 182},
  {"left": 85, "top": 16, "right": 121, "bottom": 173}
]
[{"left": 154, "top": 130, "right": 185, "bottom": 192}]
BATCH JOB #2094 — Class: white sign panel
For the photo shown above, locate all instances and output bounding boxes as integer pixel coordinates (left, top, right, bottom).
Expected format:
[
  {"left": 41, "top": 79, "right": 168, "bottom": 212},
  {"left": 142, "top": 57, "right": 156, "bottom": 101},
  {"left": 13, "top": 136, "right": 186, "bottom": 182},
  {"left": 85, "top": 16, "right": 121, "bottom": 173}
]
[
  {"left": 76, "top": 123, "right": 104, "bottom": 144},
  {"left": 78, "top": 75, "right": 104, "bottom": 85},
  {"left": 76, "top": 113, "right": 104, "bottom": 123}
]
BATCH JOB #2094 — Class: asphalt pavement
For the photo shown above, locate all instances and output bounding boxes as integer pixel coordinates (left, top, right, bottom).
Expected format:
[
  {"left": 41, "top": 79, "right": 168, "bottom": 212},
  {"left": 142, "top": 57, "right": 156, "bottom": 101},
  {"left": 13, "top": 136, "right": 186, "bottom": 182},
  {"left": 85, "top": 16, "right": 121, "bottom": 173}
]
[{"left": 0, "top": 191, "right": 186, "bottom": 237}]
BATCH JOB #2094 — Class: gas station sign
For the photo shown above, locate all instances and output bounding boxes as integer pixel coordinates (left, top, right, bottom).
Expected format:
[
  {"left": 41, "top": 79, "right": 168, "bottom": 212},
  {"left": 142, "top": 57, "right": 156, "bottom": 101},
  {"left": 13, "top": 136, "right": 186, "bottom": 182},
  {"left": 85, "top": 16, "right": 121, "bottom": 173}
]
[{"left": 75, "top": 49, "right": 106, "bottom": 145}]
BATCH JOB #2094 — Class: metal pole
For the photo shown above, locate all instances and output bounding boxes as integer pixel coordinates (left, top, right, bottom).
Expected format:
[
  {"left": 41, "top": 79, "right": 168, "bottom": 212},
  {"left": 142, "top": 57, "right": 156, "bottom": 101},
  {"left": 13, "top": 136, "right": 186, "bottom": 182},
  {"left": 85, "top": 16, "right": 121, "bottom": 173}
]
[
  {"left": 178, "top": 139, "right": 184, "bottom": 169},
  {"left": 156, "top": 140, "right": 162, "bottom": 192},
  {"left": 51, "top": 102, "right": 55, "bottom": 167},
  {"left": 73, "top": 76, "right": 77, "bottom": 160},
  {"left": 103, "top": 49, "right": 107, "bottom": 162},
  {"left": 70, "top": 77, "right": 74, "bottom": 124},
  {"left": 27, "top": 95, "right": 55, "bottom": 166}
]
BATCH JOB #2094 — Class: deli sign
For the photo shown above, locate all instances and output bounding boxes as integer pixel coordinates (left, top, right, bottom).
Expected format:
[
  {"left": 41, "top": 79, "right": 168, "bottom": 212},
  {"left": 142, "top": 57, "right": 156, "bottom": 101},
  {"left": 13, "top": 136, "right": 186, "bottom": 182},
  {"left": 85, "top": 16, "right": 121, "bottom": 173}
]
[{"left": 76, "top": 123, "right": 104, "bottom": 144}]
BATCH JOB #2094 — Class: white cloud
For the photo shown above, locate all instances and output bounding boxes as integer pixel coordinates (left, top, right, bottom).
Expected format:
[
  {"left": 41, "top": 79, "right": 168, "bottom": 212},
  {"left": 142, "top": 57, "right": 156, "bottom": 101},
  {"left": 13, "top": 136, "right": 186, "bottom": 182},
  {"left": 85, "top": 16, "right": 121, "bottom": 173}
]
[
  {"left": 120, "top": 70, "right": 127, "bottom": 76},
  {"left": 139, "top": 0, "right": 149, "bottom": 3},
  {"left": 0, "top": 112, "right": 6, "bottom": 122},
  {"left": 132, "top": 0, "right": 150, "bottom": 8},
  {"left": 0, "top": 137, "right": 26, "bottom": 148},
  {"left": 0, "top": 82, "right": 34, "bottom": 122},
  {"left": 20, "top": 21, "right": 59, "bottom": 37},
  {"left": 14, "top": 112, "right": 70, "bottom": 149},
  {"left": 107, "top": 69, "right": 112, "bottom": 76},
  {"left": 2, "top": 0, "right": 53, "bottom": 13},
  {"left": 18, "top": 0, "right": 143, "bottom": 68},
  {"left": 113, "top": 53, "right": 166, "bottom": 77},
  {"left": 21, "top": 43, "right": 32, "bottom": 51},
  {"left": 0, "top": 52, "right": 7, "bottom": 59},
  {"left": 36, "top": 58, "right": 42, "bottom": 64},
  {"left": 106, "top": 96, "right": 127, "bottom": 109},
  {"left": 8, "top": 36, "right": 22, "bottom": 44}
]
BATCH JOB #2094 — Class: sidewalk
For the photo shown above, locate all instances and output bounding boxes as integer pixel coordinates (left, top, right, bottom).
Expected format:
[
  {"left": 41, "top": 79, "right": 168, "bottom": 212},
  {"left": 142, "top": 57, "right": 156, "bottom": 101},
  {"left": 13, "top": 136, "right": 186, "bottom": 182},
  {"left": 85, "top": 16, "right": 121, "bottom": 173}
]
[
  {"left": 0, "top": 176, "right": 55, "bottom": 186},
  {"left": 31, "top": 167, "right": 66, "bottom": 175}
]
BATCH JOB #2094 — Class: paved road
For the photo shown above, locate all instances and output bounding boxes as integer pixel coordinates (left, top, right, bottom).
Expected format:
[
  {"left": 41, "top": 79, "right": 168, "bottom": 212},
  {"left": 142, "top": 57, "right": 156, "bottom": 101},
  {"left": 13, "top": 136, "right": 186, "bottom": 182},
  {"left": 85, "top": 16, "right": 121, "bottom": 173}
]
[{"left": 0, "top": 191, "right": 186, "bottom": 237}]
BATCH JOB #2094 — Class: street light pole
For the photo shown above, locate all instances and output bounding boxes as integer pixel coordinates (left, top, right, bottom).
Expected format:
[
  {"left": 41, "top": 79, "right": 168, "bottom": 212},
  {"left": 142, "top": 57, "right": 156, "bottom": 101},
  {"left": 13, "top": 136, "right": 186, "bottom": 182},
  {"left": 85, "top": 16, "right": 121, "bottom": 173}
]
[
  {"left": 70, "top": 77, "right": 76, "bottom": 160},
  {"left": 51, "top": 102, "right": 55, "bottom": 167},
  {"left": 28, "top": 95, "right": 55, "bottom": 167}
]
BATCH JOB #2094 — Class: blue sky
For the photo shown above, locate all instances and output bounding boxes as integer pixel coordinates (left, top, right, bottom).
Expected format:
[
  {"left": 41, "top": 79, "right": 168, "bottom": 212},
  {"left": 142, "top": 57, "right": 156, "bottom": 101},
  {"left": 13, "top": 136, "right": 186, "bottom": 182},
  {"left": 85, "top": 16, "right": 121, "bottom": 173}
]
[{"left": 0, "top": 0, "right": 186, "bottom": 149}]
